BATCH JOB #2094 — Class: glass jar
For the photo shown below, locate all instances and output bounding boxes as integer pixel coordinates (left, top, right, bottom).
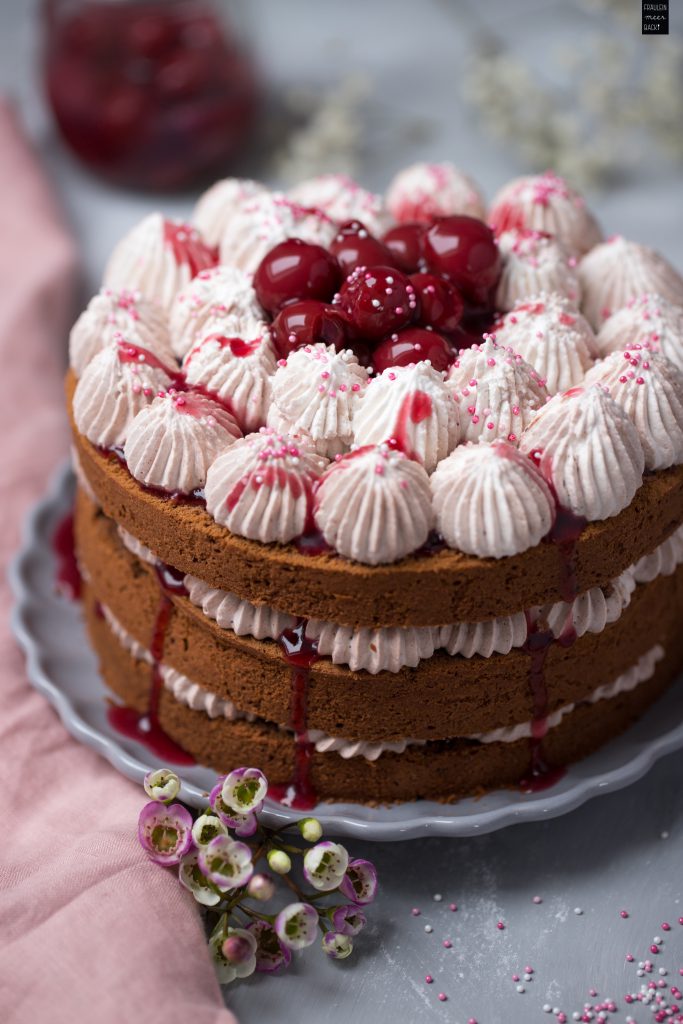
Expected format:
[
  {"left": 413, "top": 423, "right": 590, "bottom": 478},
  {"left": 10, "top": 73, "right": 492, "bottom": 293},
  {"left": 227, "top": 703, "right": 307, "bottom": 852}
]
[{"left": 42, "top": 0, "right": 260, "bottom": 191}]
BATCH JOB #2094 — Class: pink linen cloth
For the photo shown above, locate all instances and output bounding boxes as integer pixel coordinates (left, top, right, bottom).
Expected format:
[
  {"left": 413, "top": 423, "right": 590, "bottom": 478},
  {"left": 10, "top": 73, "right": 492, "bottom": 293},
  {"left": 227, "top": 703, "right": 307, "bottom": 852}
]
[{"left": 0, "top": 103, "right": 236, "bottom": 1024}]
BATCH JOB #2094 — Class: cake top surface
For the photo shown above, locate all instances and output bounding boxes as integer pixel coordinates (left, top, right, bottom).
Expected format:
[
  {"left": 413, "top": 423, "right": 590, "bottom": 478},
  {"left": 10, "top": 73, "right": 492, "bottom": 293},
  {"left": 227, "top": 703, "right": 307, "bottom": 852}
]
[{"left": 69, "top": 166, "right": 683, "bottom": 567}]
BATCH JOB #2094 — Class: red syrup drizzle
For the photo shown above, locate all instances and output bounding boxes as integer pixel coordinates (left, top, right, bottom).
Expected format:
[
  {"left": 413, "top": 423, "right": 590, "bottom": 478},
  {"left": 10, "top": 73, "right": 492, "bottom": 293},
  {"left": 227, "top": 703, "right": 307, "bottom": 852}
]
[
  {"left": 163, "top": 220, "right": 218, "bottom": 277},
  {"left": 516, "top": 449, "right": 588, "bottom": 792},
  {"left": 107, "top": 562, "right": 195, "bottom": 766},
  {"left": 268, "top": 621, "right": 320, "bottom": 810},
  {"left": 53, "top": 512, "right": 81, "bottom": 599},
  {"left": 389, "top": 389, "right": 433, "bottom": 460}
]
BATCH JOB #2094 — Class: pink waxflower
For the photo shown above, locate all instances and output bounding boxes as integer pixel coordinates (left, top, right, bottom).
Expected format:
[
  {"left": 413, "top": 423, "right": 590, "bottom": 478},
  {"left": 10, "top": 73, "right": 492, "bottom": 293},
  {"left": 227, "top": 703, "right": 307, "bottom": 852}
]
[
  {"left": 198, "top": 834, "right": 254, "bottom": 890},
  {"left": 221, "top": 767, "right": 268, "bottom": 815},
  {"left": 275, "top": 902, "right": 319, "bottom": 950},
  {"left": 247, "top": 919, "right": 292, "bottom": 973},
  {"left": 209, "top": 924, "right": 257, "bottom": 984},
  {"left": 138, "top": 801, "right": 193, "bottom": 866},
  {"left": 331, "top": 904, "right": 367, "bottom": 936},
  {"left": 322, "top": 931, "right": 354, "bottom": 959},
  {"left": 209, "top": 780, "right": 258, "bottom": 836},
  {"left": 178, "top": 852, "right": 221, "bottom": 907},
  {"left": 339, "top": 859, "right": 378, "bottom": 905},
  {"left": 303, "top": 841, "right": 349, "bottom": 892}
]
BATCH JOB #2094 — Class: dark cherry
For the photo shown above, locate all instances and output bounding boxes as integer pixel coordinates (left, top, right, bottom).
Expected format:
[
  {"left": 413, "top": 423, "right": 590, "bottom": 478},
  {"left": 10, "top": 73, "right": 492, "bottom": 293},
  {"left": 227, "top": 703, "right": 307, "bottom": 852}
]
[
  {"left": 253, "top": 239, "right": 342, "bottom": 317},
  {"left": 382, "top": 223, "right": 426, "bottom": 273},
  {"left": 329, "top": 220, "right": 397, "bottom": 275},
  {"left": 372, "top": 327, "right": 454, "bottom": 373},
  {"left": 271, "top": 300, "right": 348, "bottom": 358},
  {"left": 336, "top": 265, "right": 419, "bottom": 341},
  {"left": 452, "top": 308, "right": 500, "bottom": 350},
  {"left": 345, "top": 338, "right": 374, "bottom": 368},
  {"left": 423, "top": 216, "right": 501, "bottom": 307},
  {"left": 410, "top": 272, "right": 464, "bottom": 334}
]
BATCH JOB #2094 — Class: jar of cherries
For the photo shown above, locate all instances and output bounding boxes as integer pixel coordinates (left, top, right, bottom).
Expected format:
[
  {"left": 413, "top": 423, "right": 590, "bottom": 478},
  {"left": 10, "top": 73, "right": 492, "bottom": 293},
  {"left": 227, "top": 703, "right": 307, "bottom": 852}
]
[{"left": 42, "top": 0, "right": 260, "bottom": 191}]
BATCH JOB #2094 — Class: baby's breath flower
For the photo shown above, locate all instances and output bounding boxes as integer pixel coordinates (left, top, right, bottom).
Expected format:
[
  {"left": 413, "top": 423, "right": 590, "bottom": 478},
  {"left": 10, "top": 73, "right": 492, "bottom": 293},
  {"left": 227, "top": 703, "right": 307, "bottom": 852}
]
[
  {"left": 247, "top": 873, "right": 276, "bottom": 902},
  {"left": 339, "top": 859, "right": 378, "bottom": 905},
  {"left": 298, "top": 817, "right": 323, "bottom": 842},
  {"left": 138, "top": 802, "right": 193, "bottom": 866},
  {"left": 247, "top": 920, "right": 292, "bottom": 974},
  {"left": 199, "top": 834, "right": 254, "bottom": 890},
  {"left": 275, "top": 902, "right": 319, "bottom": 950},
  {"left": 322, "top": 931, "right": 354, "bottom": 960},
  {"left": 221, "top": 767, "right": 268, "bottom": 815},
  {"left": 178, "top": 852, "right": 221, "bottom": 907},
  {"left": 209, "top": 924, "right": 257, "bottom": 984},
  {"left": 192, "top": 813, "right": 228, "bottom": 848},
  {"left": 267, "top": 849, "right": 292, "bottom": 875},
  {"left": 303, "top": 841, "right": 349, "bottom": 892},
  {"left": 331, "top": 904, "right": 367, "bottom": 936},
  {"left": 143, "top": 768, "right": 180, "bottom": 803}
]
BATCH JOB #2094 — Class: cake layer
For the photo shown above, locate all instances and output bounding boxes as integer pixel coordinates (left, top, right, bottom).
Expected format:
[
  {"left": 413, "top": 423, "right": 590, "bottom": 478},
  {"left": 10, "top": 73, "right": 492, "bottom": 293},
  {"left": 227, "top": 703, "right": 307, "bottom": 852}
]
[
  {"left": 75, "top": 487, "right": 683, "bottom": 743},
  {"left": 83, "top": 588, "right": 683, "bottom": 803},
  {"left": 68, "top": 370, "right": 683, "bottom": 628}
]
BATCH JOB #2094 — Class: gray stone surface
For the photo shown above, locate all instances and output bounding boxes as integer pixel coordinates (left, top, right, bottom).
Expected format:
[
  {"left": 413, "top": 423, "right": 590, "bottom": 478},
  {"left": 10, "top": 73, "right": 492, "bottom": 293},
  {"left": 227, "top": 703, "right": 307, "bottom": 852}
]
[{"left": 3, "top": 1, "right": 682, "bottom": 1020}]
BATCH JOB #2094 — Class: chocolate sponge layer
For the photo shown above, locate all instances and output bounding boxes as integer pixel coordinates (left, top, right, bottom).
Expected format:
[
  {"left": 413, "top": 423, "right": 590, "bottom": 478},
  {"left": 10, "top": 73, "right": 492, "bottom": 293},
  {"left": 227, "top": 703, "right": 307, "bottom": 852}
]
[
  {"left": 76, "top": 487, "right": 683, "bottom": 743},
  {"left": 67, "top": 369, "right": 683, "bottom": 628}
]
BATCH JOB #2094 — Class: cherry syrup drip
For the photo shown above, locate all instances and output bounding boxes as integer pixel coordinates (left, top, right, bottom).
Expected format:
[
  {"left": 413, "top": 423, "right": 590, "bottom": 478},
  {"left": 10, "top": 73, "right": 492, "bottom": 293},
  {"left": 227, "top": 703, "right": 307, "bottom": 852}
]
[
  {"left": 416, "top": 530, "right": 446, "bottom": 558},
  {"left": 268, "top": 621, "right": 320, "bottom": 810},
  {"left": 163, "top": 220, "right": 218, "bottom": 277},
  {"left": 116, "top": 339, "right": 183, "bottom": 386},
  {"left": 101, "top": 445, "right": 206, "bottom": 506},
  {"left": 53, "top": 512, "right": 81, "bottom": 599},
  {"left": 107, "top": 565, "right": 194, "bottom": 765},
  {"left": 389, "top": 389, "right": 433, "bottom": 460}
]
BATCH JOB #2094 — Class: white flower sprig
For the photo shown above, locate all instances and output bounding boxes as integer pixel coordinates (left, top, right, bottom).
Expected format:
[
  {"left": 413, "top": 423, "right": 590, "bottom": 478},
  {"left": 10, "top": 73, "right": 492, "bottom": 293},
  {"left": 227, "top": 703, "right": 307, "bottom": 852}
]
[{"left": 138, "top": 767, "right": 379, "bottom": 984}]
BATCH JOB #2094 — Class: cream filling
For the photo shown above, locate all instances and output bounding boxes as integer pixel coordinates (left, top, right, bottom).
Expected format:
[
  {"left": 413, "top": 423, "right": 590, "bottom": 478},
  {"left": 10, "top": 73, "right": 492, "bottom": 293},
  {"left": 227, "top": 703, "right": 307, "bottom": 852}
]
[
  {"left": 115, "top": 523, "right": 683, "bottom": 673},
  {"left": 99, "top": 603, "right": 664, "bottom": 762}
]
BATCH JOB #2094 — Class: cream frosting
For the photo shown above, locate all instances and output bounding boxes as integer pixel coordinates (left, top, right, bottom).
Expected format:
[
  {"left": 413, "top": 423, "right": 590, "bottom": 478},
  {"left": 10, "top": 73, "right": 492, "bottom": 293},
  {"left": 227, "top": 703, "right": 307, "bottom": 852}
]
[
  {"left": 438, "top": 613, "right": 528, "bottom": 658},
  {"left": 584, "top": 348, "right": 683, "bottom": 470},
  {"left": 205, "top": 428, "right": 327, "bottom": 544},
  {"left": 182, "top": 330, "right": 277, "bottom": 434},
  {"left": 519, "top": 385, "right": 645, "bottom": 521},
  {"left": 287, "top": 174, "right": 389, "bottom": 235},
  {"left": 103, "top": 213, "right": 217, "bottom": 313},
  {"left": 169, "top": 264, "right": 268, "bottom": 360},
  {"left": 385, "top": 161, "right": 486, "bottom": 223},
  {"left": 184, "top": 574, "right": 298, "bottom": 640},
  {"left": 314, "top": 443, "right": 433, "bottom": 565},
  {"left": 352, "top": 361, "right": 460, "bottom": 473},
  {"left": 305, "top": 619, "right": 438, "bottom": 675},
  {"left": 579, "top": 236, "right": 683, "bottom": 329},
  {"left": 219, "top": 193, "right": 337, "bottom": 274},
  {"left": 269, "top": 343, "right": 368, "bottom": 459},
  {"left": 117, "top": 525, "right": 157, "bottom": 565},
  {"left": 473, "top": 645, "right": 664, "bottom": 744},
  {"left": 488, "top": 172, "right": 602, "bottom": 259},
  {"left": 534, "top": 569, "right": 636, "bottom": 641},
  {"left": 73, "top": 342, "right": 173, "bottom": 448},
  {"left": 446, "top": 335, "right": 547, "bottom": 444},
  {"left": 192, "top": 178, "right": 269, "bottom": 248},
  {"left": 492, "top": 293, "right": 597, "bottom": 395},
  {"left": 123, "top": 390, "right": 241, "bottom": 494},
  {"left": 431, "top": 441, "right": 555, "bottom": 558},
  {"left": 495, "top": 230, "right": 579, "bottom": 312},
  {"left": 595, "top": 293, "right": 683, "bottom": 372},
  {"left": 69, "top": 288, "right": 174, "bottom": 377},
  {"left": 632, "top": 523, "right": 683, "bottom": 583}
]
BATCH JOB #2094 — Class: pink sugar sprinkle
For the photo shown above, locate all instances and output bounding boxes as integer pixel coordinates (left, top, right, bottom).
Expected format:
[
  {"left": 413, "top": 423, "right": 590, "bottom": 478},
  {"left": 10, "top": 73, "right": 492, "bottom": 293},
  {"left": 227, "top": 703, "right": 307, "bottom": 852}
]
[
  {"left": 438, "top": 993, "right": 447, "bottom": 1002},
  {"left": 512, "top": 974, "right": 520, "bottom": 982},
  {"left": 651, "top": 945, "right": 660, "bottom": 954},
  {"left": 557, "top": 1015, "right": 567, "bottom": 1023},
  {"left": 626, "top": 954, "right": 634, "bottom": 961},
  {"left": 679, "top": 917, "right": 683, "bottom": 925},
  {"left": 621, "top": 910, "right": 629, "bottom": 918},
  {"left": 663, "top": 923, "right": 671, "bottom": 931},
  {"left": 425, "top": 975, "right": 433, "bottom": 984},
  {"left": 497, "top": 921, "right": 505, "bottom": 930},
  {"left": 411, "top": 908, "right": 421, "bottom": 916},
  {"left": 525, "top": 966, "right": 534, "bottom": 974},
  {"left": 449, "top": 904, "right": 457, "bottom": 911},
  {"left": 533, "top": 896, "right": 543, "bottom": 904},
  {"left": 443, "top": 940, "right": 452, "bottom": 949}
]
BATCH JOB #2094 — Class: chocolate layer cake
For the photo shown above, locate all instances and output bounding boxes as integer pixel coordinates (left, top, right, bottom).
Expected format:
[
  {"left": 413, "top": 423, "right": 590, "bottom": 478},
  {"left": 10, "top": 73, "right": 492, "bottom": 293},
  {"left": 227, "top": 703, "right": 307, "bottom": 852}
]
[{"left": 67, "top": 165, "right": 683, "bottom": 806}]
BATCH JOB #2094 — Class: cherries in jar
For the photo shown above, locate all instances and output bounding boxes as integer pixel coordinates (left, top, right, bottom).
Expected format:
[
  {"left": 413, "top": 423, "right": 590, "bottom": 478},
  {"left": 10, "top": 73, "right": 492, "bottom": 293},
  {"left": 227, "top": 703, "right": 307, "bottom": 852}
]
[{"left": 42, "top": 0, "right": 259, "bottom": 190}]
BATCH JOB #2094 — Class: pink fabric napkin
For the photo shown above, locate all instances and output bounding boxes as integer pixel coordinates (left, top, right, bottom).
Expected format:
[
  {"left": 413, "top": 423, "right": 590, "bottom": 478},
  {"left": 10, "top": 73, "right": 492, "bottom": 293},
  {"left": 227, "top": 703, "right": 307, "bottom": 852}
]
[{"left": 0, "top": 103, "right": 236, "bottom": 1024}]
